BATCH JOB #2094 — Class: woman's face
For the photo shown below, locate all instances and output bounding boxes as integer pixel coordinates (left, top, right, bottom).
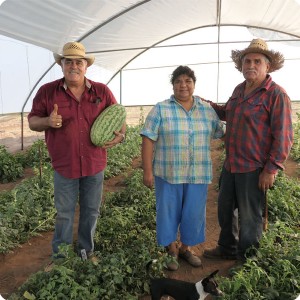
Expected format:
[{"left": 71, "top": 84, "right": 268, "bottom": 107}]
[{"left": 173, "top": 74, "right": 195, "bottom": 101}]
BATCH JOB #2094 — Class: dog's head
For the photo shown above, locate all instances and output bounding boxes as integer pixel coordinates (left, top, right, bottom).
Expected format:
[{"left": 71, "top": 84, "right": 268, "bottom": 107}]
[{"left": 201, "top": 270, "right": 224, "bottom": 297}]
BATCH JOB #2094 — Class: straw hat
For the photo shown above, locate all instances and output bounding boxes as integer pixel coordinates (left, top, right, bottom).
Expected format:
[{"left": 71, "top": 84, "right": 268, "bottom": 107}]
[
  {"left": 231, "top": 38, "right": 284, "bottom": 73},
  {"left": 53, "top": 42, "right": 95, "bottom": 67}
]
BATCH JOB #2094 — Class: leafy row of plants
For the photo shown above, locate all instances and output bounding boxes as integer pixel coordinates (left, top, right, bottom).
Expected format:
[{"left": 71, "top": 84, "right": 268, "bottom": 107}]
[
  {"left": 104, "top": 126, "right": 142, "bottom": 179},
  {"left": 0, "top": 145, "right": 24, "bottom": 183},
  {"left": 0, "top": 125, "right": 143, "bottom": 254},
  {"left": 291, "top": 112, "right": 300, "bottom": 162},
  {"left": 9, "top": 169, "right": 169, "bottom": 300},
  {"left": 0, "top": 139, "right": 50, "bottom": 183},
  {"left": 220, "top": 220, "right": 299, "bottom": 300},
  {"left": 0, "top": 164, "right": 55, "bottom": 253},
  {"left": 8, "top": 164, "right": 300, "bottom": 300},
  {"left": 3, "top": 155, "right": 298, "bottom": 299}
]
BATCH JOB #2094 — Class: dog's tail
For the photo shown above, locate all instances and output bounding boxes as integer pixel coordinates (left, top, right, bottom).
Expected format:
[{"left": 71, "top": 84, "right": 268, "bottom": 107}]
[{"left": 146, "top": 259, "right": 158, "bottom": 279}]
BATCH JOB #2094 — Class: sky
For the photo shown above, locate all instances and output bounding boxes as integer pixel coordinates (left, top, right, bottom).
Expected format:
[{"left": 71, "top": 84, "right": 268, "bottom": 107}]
[{"left": 0, "top": 26, "right": 300, "bottom": 114}]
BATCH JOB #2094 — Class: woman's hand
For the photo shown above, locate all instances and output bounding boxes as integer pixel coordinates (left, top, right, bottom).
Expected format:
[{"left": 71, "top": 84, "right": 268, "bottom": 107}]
[{"left": 143, "top": 170, "right": 154, "bottom": 189}]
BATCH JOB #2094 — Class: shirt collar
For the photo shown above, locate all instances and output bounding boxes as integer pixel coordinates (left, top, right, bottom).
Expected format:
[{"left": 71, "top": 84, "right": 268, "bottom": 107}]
[
  {"left": 62, "top": 78, "right": 92, "bottom": 90},
  {"left": 232, "top": 74, "right": 273, "bottom": 100},
  {"left": 170, "top": 94, "right": 199, "bottom": 105},
  {"left": 241, "top": 74, "right": 272, "bottom": 92}
]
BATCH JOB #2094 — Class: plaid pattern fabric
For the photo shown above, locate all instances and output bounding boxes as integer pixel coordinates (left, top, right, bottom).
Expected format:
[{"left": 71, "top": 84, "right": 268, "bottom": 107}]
[
  {"left": 210, "top": 75, "right": 293, "bottom": 174},
  {"left": 140, "top": 95, "right": 225, "bottom": 184}
]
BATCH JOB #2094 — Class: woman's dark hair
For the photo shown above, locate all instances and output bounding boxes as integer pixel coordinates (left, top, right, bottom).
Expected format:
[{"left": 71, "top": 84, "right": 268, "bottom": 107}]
[{"left": 170, "top": 65, "right": 196, "bottom": 84}]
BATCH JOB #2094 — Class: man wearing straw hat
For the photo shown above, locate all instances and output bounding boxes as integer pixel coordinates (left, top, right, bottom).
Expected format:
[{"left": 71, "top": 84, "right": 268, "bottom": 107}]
[
  {"left": 28, "top": 42, "right": 126, "bottom": 268},
  {"left": 203, "top": 39, "right": 293, "bottom": 262}
]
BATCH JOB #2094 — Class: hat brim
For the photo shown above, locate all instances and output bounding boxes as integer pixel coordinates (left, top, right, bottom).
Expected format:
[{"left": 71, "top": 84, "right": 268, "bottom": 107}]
[
  {"left": 53, "top": 53, "right": 95, "bottom": 67},
  {"left": 231, "top": 48, "right": 284, "bottom": 73}
]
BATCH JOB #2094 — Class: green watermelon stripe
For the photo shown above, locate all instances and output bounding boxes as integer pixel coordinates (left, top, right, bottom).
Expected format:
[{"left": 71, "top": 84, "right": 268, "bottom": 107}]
[{"left": 90, "top": 104, "right": 126, "bottom": 147}]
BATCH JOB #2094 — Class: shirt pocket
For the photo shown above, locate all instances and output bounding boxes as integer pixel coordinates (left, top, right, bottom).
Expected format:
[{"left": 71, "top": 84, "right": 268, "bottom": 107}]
[
  {"left": 55, "top": 100, "right": 72, "bottom": 121},
  {"left": 246, "top": 98, "right": 268, "bottom": 123},
  {"left": 56, "top": 100, "right": 70, "bottom": 110},
  {"left": 83, "top": 102, "right": 107, "bottom": 125},
  {"left": 225, "top": 99, "right": 238, "bottom": 120}
]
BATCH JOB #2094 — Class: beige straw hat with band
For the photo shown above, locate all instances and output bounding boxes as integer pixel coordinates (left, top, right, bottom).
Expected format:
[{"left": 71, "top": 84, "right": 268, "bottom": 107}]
[{"left": 53, "top": 42, "right": 95, "bottom": 67}]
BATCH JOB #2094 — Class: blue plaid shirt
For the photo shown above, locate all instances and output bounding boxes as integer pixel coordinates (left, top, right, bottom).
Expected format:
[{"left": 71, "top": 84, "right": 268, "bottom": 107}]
[{"left": 140, "top": 95, "right": 225, "bottom": 184}]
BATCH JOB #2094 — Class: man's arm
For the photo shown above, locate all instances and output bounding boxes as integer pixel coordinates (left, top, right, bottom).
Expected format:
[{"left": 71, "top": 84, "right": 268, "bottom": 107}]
[
  {"left": 28, "top": 104, "right": 62, "bottom": 132},
  {"left": 201, "top": 98, "right": 226, "bottom": 121},
  {"left": 28, "top": 116, "right": 51, "bottom": 132},
  {"left": 102, "top": 122, "right": 127, "bottom": 149},
  {"left": 265, "top": 93, "right": 293, "bottom": 173},
  {"left": 259, "top": 93, "right": 293, "bottom": 191}
]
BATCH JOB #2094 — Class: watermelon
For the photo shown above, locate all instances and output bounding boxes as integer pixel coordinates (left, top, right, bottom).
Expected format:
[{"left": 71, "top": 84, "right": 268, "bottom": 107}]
[{"left": 90, "top": 104, "right": 126, "bottom": 147}]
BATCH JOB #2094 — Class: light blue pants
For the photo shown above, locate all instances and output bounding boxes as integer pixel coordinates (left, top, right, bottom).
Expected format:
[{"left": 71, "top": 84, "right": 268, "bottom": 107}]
[
  {"left": 154, "top": 176, "right": 208, "bottom": 247},
  {"left": 52, "top": 170, "right": 104, "bottom": 256}
]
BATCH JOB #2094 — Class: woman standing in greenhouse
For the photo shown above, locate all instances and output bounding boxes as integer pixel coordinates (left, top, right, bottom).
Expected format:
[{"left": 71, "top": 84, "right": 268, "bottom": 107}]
[{"left": 141, "top": 65, "right": 225, "bottom": 271}]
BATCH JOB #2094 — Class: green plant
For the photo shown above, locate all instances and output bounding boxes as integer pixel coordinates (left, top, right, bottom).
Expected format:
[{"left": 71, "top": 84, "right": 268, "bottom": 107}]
[
  {"left": 105, "top": 125, "right": 142, "bottom": 179},
  {"left": 0, "top": 164, "right": 55, "bottom": 253},
  {"left": 268, "top": 171, "right": 300, "bottom": 226},
  {"left": 220, "top": 221, "right": 300, "bottom": 299},
  {"left": 21, "top": 139, "right": 51, "bottom": 168},
  {"left": 0, "top": 145, "right": 23, "bottom": 183},
  {"left": 0, "top": 140, "right": 50, "bottom": 183},
  {"left": 290, "top": 112, "right": 300, "bottom": 162}
]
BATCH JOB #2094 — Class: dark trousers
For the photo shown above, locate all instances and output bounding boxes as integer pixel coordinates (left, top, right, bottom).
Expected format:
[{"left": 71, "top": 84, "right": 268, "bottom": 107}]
[{"left": 217, "top": 166, "right": 265, "bottom": 258}]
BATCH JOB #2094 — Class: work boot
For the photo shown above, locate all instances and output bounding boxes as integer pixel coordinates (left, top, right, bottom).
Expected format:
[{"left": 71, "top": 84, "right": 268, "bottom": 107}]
[
  {"left": 203, "top": 246, "right": 237, "bottom": 260},
  {"left": 179, "top": 249, "right": 202, "bottom": 267}
]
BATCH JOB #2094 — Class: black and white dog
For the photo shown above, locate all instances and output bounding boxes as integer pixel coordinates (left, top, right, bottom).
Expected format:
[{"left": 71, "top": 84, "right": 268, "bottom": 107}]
[{"left": 146, "top": 261, "right": 223, "bottom": 300}]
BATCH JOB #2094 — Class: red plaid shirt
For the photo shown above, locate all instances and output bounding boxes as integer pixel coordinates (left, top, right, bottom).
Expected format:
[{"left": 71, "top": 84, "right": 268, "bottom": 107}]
[
  {"left": 28, "top": 78, "right": 117, "bottom": 179},
  {"left": 210, "top": 75, "right": 293, "bottom": 174}
]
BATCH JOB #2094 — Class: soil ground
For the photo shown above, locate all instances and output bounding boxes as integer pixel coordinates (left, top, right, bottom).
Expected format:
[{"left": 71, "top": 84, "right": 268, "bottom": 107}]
[{"left": 0, "top": 122, "right": 299, "bottom": 299}]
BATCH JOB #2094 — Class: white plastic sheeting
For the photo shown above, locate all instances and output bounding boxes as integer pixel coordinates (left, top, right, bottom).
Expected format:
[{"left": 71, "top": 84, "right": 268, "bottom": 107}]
[
  {"left": 1, "top": 0, "right": 300, "bottom": 79},
  {"left": 0, "top": 0, "right": 300, "bottom": 113}
]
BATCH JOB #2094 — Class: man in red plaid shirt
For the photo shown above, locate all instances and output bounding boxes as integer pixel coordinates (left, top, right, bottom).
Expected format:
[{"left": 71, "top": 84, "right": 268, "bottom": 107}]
[{"left": 203, "top": 39, "right": 293, "bottom": 261}]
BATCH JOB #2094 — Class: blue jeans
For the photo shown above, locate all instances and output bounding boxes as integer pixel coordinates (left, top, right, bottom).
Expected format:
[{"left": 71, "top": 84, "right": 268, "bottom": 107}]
[
  {"left": 52, "top": 170, "right": 104, "bottom": 256},
  {"left": 218, "top": 166, "right": 264, "bottom": 257}
]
